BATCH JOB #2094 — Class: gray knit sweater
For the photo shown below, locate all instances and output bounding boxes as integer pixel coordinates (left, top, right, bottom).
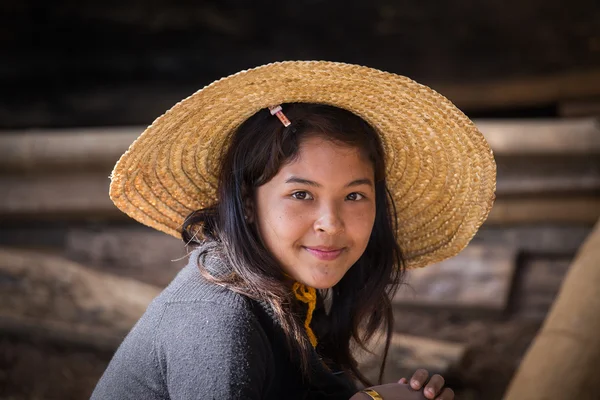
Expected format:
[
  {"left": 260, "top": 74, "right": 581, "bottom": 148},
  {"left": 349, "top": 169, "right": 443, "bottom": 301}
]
[{"left": 91, "top": 241, "right": 357, "bottom": 399}]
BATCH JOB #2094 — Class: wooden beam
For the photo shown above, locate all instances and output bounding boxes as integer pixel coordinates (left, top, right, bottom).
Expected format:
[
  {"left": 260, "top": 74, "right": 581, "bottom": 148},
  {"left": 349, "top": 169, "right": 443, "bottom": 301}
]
[
  {"left": 477, "top": 118, "right": 600, "bottom": 155},
  {"left": 486, "top": 196, "right": 600, "bottom": 225},
  {"left": 0, "top": 173, "right": 115, "bottom": 217},
  {"left": 433, "top": 69, "right": 600, "bottom": 111},
  {"left": 1, "top": 174, "right": 599, "bottom": 224},
  {"left": 496, "top": 175, "right": 600, "bottom": 196},
  {"left": 0, "top": 118, "right": 599, "bottom": 172},
  {"left": 558, "top": 98, "right": 600, "bottom": 118},
  {"left": 0, "top": 128, "right": 135, "bottom": 172}
]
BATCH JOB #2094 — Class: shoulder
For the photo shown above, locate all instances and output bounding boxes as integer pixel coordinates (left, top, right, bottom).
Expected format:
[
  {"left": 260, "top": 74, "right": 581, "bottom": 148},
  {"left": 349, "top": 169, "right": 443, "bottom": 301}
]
[
  {"left": 148, "top": 251, "right": 267, "bottom": 344},
  {"left": 149, "top": 248, "right": 273, "bottom": 357},
  {"left": 94, "top": 245, "right": 278, "bottom": 399},
  {"left": 155, "top": 295, "right": 264, "bottom": 342},
  {"left": 151, "top": 290, "right": 276, "bottom": 398}
]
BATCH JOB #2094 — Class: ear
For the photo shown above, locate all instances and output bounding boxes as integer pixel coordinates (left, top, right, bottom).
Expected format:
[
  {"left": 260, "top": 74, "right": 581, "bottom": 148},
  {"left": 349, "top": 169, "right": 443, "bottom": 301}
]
[{"left": 244, "top": 197, "right": 255, "bottom": 223}]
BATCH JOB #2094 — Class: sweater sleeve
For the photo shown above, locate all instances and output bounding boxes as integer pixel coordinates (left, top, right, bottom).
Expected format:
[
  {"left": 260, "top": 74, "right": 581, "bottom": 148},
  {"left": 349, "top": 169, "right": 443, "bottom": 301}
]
[{"left": 155, "top": 300, "right": 274, "bottom": 399}]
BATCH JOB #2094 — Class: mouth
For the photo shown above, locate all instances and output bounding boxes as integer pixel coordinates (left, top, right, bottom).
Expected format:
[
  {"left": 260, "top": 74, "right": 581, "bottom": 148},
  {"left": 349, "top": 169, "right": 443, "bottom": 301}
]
[{"left": 303, "top": 246, "right": 345, "bottom": 261}]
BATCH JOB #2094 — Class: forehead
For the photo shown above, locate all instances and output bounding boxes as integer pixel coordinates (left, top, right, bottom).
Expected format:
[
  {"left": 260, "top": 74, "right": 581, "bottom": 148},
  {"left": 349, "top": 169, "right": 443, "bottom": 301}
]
[{"left": 280, "top": 136, "right": 374, "bottom": 180}]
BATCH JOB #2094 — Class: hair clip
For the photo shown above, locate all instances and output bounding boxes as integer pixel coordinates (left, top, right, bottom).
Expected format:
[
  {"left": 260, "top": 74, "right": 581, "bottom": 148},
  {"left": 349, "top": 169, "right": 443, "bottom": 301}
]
[{"left": 268, "top": 105, "right": 291, "bottom": 127}]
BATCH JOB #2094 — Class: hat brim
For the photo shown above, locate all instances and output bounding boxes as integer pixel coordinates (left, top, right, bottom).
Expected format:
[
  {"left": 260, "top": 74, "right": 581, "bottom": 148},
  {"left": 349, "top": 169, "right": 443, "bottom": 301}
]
[{"left": 109, "top": 61, "right": 496, "bottom": 269}]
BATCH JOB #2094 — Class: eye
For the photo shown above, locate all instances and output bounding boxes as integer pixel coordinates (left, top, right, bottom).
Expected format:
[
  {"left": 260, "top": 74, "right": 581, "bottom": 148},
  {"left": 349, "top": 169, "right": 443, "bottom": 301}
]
[
  {"left": 291, "top": 191, "right": 314, "bottom": 200},
  {"left": 346, "top": 192, "right": 365, "bottom": 201}
]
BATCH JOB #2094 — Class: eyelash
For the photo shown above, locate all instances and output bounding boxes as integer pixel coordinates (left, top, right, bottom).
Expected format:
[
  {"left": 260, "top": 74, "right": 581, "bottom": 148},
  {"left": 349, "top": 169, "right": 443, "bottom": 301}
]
[
  {"left": 291, "top": 191, "right": 366, "bottom": 201},
  {"left": 291, "top": 191, "right": 313, "bottom": 200},
  {"left": 346, "top": 192, "right": 365, "bottom": 201}
]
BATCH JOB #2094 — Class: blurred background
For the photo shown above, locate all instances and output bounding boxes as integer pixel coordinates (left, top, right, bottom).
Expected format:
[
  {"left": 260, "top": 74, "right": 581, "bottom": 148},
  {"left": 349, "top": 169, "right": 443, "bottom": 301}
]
[{"left": 1, "top": 1, "right": 599, "bottom": 399}]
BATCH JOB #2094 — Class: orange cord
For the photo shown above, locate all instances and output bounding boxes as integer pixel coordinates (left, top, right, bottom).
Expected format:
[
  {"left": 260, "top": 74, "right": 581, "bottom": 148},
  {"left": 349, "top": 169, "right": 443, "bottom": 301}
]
[{"left": 292, "top": 282, "right": 318, "bottom": 348}]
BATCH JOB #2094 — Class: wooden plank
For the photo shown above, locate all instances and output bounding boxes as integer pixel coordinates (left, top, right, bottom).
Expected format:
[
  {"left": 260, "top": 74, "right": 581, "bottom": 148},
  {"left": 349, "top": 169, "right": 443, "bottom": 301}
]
[
  {"left": 0, "top": 173, "right": 116, "bottom": 217},
  {"left": 559, "top": 98, "right": 600, "bottom": 117},
  {"left": 357, "top": 332, "right": 468, "bottom": 384},
  {"left": 496, "top": 175, "right": 600, "bottom": 196},
  {"left": 476, "top": 118, "right": 600, "bottom": 155},
  {"left": 434, "top": 69, "right": 600, "bottom": 111},
  {"left": 0, "top": 128, "right": 136, "bottom": 172},
  {"left": 393, "top": 245, "right": 517, "bottom": 313},
  {"left": 486, "top": 196, "right": 600, "bottom": 225},
  {"left": 0, "top": 118, "right": 599, "bottom": 172},
  {"left": 1, "top": 174, "right": 599, "bottom": 225}
]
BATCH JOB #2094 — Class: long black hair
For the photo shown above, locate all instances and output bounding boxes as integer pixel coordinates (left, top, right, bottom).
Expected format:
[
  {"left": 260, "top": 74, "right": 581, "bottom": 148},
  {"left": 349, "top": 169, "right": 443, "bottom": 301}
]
[{"left": 182, "top": 103, "right": 405, "bottom": 386}]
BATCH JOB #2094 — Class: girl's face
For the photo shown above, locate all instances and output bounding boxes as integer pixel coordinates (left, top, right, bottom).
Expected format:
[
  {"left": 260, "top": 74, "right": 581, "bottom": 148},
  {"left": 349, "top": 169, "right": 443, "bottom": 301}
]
[{"left": 255, "top": 136, "right": 376, "bottom": 289}]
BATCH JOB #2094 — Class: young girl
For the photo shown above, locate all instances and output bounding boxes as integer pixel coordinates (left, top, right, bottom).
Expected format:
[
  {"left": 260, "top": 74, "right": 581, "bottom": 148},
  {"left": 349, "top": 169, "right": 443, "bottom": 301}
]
[{"left": 92, "top": 62, "right": 496, "bottom": 399}]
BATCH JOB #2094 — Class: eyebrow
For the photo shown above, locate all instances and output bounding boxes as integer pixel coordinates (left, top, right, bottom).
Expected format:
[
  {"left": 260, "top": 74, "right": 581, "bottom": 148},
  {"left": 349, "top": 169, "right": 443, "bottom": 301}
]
[{"left": 285, "top": 176, "right": 374, "bottom": 188}]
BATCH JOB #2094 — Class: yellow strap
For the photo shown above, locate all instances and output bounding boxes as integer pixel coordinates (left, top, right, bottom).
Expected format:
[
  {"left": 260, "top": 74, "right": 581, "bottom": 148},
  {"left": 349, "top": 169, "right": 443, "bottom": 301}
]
[
  {"left": 361, "top": 389, "right": 383, "bottom": 400},
  {"left": 292, "top": 282, "right": 318, "bottom": 348}
]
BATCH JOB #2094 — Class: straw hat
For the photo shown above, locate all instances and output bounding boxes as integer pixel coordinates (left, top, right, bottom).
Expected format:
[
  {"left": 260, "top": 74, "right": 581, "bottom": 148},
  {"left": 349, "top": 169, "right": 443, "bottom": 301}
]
[{"left": 109, "top": 61, "right": 496, "bottom": 269}]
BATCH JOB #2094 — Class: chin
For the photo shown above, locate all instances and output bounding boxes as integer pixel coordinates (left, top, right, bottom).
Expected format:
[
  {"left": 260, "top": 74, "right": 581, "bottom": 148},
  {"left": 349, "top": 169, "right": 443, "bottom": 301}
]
[
  {"left": 306, "top": 273, "right": 345, "bottom": 290},
  {"left": 310, "top": 281, "right": 336, "bottom": 290}
]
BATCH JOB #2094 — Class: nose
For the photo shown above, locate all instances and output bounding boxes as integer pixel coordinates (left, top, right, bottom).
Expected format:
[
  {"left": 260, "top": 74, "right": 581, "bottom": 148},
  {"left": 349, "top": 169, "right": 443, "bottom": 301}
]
[{"left": 313, "top": 204, "right": 345, "bottom": 235}]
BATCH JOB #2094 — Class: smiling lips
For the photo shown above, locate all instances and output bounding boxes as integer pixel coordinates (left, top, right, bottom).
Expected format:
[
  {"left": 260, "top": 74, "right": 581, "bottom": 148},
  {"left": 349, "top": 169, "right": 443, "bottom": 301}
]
[{"left": 304, "top": 246, "right": 345, "bottom": 261}]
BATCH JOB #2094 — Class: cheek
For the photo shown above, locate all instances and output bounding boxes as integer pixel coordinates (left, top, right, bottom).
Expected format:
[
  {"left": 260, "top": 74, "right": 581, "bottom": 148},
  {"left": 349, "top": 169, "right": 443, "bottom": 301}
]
[
  {"left": 345, "top": 206, "right": 376, "bottom": 241},
  {"left": 259, "top": 201, "right": 312, "bottom": 241}
]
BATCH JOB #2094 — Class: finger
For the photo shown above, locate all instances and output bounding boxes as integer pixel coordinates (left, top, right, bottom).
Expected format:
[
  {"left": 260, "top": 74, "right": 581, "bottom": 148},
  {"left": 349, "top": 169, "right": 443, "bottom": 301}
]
[
  {"left": 435, "top": 387, "right": 455, "bottom": 400},
  {"left": 410, "top": 368, "right": 429, "bottom": 390},
  {"left": 398, "top": 377, "right": 408, "bottom": 384},
  {"left": 424, "top": 374, "right": 445, "bottom": 399}
]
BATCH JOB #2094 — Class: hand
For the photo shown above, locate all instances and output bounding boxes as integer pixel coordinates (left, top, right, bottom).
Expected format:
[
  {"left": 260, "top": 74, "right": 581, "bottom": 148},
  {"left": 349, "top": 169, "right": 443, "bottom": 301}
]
[
  {"left": 398, "top": 369, "right": 454, "bottom": 400},
  {"left": 349, "top": 369, "right": 454, "bottom": 400},
  {"left": 350, "top": 382, "right": 427, "bottom": 400}
]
